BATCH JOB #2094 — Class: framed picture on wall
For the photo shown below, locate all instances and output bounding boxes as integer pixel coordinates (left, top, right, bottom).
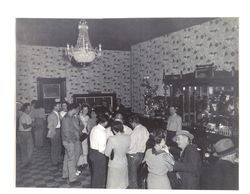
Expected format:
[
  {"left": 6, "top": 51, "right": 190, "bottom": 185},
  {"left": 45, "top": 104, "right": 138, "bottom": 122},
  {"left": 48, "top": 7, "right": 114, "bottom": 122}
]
[{"left": 43, "top": 84, "right": 61, "bottom": 98}]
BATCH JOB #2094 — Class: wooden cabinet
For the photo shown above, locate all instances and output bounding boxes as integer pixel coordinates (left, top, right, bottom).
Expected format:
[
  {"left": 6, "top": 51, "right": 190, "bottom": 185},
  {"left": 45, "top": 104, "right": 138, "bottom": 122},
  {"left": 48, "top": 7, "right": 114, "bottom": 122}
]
[
  {"left": 73, "top": 93, "right": 116, "bottom": 111},
  {"left": 163, "top": 64, "right": 238, "bottom": 126}
]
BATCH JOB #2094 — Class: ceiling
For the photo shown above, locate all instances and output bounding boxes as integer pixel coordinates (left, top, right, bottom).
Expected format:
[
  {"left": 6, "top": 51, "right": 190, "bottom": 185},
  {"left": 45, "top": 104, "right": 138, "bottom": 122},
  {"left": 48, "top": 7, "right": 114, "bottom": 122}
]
[{"left": 16, "top": 18, "right": 215, "bottom": 51}]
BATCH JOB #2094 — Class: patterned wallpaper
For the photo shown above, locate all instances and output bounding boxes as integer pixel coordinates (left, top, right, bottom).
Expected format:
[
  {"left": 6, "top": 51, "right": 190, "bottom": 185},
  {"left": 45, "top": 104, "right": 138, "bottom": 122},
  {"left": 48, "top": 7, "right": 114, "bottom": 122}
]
[
  {"left": 16, "top": 45, "right": 131, "bottom": 107},
  {"left": 131, "top": 18, "right": 239, "bottom": 114},
  {"left": 16, "top": 18, "right": 239, "bottom": 113}
]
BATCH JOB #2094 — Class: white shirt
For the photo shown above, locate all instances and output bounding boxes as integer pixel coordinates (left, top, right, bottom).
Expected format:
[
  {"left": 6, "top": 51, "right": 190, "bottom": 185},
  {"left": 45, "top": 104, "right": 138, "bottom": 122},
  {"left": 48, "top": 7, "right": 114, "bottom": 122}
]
[
  {"left": 167, "top": 113, "right": 182, "bottom": 132},
  {"left": 19, "top": 112, "right": 32, "bottom": 132},
  {"left": 54, "top": 111, "right": 61, "bottom": 128},
  {"left": 90, "top": 124, "right": 107, "bottom": 154},
  {"left": 124, "top": 124, "right": 133, "bottom": 135},
  {"left": 128, "top": 124, "right": 149, "bottom": 154},
  {"left": 60, "top": 111, "right": 67, "bottom": 119}
]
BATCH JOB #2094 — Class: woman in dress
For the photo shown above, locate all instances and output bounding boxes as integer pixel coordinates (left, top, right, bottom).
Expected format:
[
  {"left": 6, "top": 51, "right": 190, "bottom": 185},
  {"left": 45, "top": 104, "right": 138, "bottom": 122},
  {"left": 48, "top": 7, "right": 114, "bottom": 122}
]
[
  {"left": 76, "top": 104, "right": 90, "bottom": 174},
  {"left": 143, "top": 129, "right": 175, "bottom": 189},
  {"left": 105, "top": 121, "right": 131, "bottom": 189}
]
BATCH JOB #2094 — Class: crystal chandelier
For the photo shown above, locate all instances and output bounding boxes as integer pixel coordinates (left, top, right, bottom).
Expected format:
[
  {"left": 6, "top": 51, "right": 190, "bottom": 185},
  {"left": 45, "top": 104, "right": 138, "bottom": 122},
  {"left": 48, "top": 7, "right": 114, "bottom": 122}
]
[{"left": 66, "top": 19, "right": 102, "bottom": 66}]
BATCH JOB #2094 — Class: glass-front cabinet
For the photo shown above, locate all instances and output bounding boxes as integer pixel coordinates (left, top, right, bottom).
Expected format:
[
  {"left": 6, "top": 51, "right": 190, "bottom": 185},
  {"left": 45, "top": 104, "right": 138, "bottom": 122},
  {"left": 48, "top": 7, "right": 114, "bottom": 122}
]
[{"left": 163, "top": 64, "right": 238, "bottom": 129}]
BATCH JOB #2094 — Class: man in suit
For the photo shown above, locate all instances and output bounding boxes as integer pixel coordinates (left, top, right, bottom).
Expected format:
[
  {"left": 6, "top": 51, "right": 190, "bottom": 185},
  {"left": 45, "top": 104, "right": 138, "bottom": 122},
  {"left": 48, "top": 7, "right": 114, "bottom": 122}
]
[
  {"left": 113, "top": 98, "right": 125, "bottom": 115},
  {"left": 172, "top": 130, "right": 202, "bottom": 189},
  {"left": 47, "top": 102, "right": 62, "bottom": 165}
]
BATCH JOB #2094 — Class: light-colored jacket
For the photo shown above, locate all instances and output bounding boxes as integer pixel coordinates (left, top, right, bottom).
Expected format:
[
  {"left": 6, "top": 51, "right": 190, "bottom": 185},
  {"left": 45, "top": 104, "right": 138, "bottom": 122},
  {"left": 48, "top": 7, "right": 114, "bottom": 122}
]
[{"left": 105, "top": 134, "right": 130, "bottom": 168}]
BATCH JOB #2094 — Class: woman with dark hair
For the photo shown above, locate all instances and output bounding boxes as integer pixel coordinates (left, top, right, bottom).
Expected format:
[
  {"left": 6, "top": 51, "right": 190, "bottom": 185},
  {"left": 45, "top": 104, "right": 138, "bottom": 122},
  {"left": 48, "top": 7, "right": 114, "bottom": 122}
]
[
  {"left": 33, "top": 101, "right": 46, "bottom": 147},
  {"left": 17, "top": 103, "right": 34, "bottom": 167},
  {"left": 143, "top": 129, "right": 174, "bottom": 189},
  {"left": 105, "top": 121, "right": 131, "bottom": 189},
  {"left": 87, "top": 108, "right": 97, "bottom": 132},
  {"left": 76, "top": 104, "right": 90, "bottom": 174}
]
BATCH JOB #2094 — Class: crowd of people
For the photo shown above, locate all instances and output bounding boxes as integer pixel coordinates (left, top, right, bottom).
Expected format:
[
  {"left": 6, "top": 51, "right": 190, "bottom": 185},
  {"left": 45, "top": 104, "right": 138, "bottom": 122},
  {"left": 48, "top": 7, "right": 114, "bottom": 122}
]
[{"left": 16, "top": 99, "right": 238, "bottom": 189}]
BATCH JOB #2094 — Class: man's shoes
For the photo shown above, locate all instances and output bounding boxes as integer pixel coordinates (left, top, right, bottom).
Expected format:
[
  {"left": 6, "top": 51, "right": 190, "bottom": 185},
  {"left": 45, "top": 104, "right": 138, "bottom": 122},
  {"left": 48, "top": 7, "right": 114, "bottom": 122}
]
[
  {"left": 76, "top": 164, "right": 88, "bottom": 176},
  {"left": 69, "top": 180, "right": 81, "bottom": 187},
  {"left": 75, "top": 170, "right": 81, "bottom": 176}
]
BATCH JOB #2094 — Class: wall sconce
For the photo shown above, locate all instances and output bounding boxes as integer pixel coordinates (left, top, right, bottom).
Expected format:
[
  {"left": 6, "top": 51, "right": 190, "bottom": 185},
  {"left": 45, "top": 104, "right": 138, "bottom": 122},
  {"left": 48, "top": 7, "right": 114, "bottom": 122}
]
[
  {"left": 183, "top": 86, "right": 186, "bottom": 91},
  {"left": 194, "top": 86, "right": 197, "bottom": 91}
]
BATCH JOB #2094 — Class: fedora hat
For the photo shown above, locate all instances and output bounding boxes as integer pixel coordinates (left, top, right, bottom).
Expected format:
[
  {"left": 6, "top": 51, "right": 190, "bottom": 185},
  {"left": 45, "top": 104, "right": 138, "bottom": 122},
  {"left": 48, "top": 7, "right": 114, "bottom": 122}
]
[
  {"left": 213, "top": 138, "right": 237, "bottom": 157},
  {"left": 173, "top": 130, "right": 194, "bottom": 142}
]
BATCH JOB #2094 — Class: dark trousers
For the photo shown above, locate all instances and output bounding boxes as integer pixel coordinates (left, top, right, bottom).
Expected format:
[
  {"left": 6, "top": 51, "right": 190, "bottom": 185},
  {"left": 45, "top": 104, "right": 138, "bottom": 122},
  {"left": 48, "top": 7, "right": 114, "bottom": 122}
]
[
  {"left": 127, "top": 153, "right": 144, "bottom": 189},
  {"left": 166, "top": 130, "right": 181, "bottom": 160},
  {"left": 89, "top": 148, "right": 107, "bottom": 188},
  {"left": 17, "top": 131, "right": 34, "bottom": 166},
  {"left": 50, "top": 128, "right": 62, "bottom": 164}
]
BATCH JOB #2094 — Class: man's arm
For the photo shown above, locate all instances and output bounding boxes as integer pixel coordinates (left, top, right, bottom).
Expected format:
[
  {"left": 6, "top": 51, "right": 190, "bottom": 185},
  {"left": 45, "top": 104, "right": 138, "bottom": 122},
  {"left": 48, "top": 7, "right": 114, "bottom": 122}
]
[
  {"left": 104, "top": 138, "right": 113, "bottom": 157},
  {"left": 176, "top": 116, "right": 182, "bottom": 131}
]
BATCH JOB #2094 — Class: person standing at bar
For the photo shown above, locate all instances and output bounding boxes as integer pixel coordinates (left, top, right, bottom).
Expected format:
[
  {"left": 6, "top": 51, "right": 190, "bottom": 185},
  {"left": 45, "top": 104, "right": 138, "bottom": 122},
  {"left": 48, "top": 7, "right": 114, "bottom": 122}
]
[
  {"left": 18, "top": 103, "right": 34, "bottom": 167},
  {"left": 127, "top": 115, "right": 149, "bottom": 189},
  {"left": 89, "top": 114, "right": 109, "bottom": 188},
  {"left": 47, "top": 102, "right": 62, "bottom": 165},
  {"left": 166, "top": 106, "right": 182, "bottom": 145}
]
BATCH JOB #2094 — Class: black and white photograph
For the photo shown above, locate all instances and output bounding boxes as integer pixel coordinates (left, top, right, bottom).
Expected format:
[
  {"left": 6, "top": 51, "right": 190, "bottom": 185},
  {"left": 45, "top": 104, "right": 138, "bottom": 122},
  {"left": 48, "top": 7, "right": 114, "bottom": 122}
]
[
  {"left": 15, "top": 16, "right": 239, "bottom": 190},
  {"left": 0, "top": 0, "right": 249, "bottom": 193}
]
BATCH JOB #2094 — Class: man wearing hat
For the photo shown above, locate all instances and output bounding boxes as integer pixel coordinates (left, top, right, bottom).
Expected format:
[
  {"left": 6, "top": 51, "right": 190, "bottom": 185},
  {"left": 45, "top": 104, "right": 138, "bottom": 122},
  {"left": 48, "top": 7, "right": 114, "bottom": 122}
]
[
  {"left": 205, "top": 138, "right": 238, "bottom": 190},
  {"left": 172, "top": 130, "right": 202, "bottom": 189}
]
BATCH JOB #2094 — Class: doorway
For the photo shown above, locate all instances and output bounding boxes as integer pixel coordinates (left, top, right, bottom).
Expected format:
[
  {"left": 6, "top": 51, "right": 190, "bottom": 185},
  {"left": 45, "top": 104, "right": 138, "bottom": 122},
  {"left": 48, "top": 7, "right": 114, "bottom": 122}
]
[{"left": 37, "top": 78, "right": 66, "bottom": 113}]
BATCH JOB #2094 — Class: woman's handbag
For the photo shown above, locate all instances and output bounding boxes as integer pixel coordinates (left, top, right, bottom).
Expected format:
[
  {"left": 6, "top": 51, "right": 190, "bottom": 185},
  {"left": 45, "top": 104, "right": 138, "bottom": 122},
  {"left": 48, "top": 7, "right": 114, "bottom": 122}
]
[
  {"left": 47, "top": 128, "right": 56, "bottom": 138},
  {"left": 140, "top": 162, "right": 148, "bottom": 189},
  {"left": 167, "top": 171, "right": 182, "bottom": 189},
  {"left": 110, "top": 149, "right": 114, "bottom": 160},
  {"left": 80, "top": 133, "right": 88, "bottom": 142}
]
